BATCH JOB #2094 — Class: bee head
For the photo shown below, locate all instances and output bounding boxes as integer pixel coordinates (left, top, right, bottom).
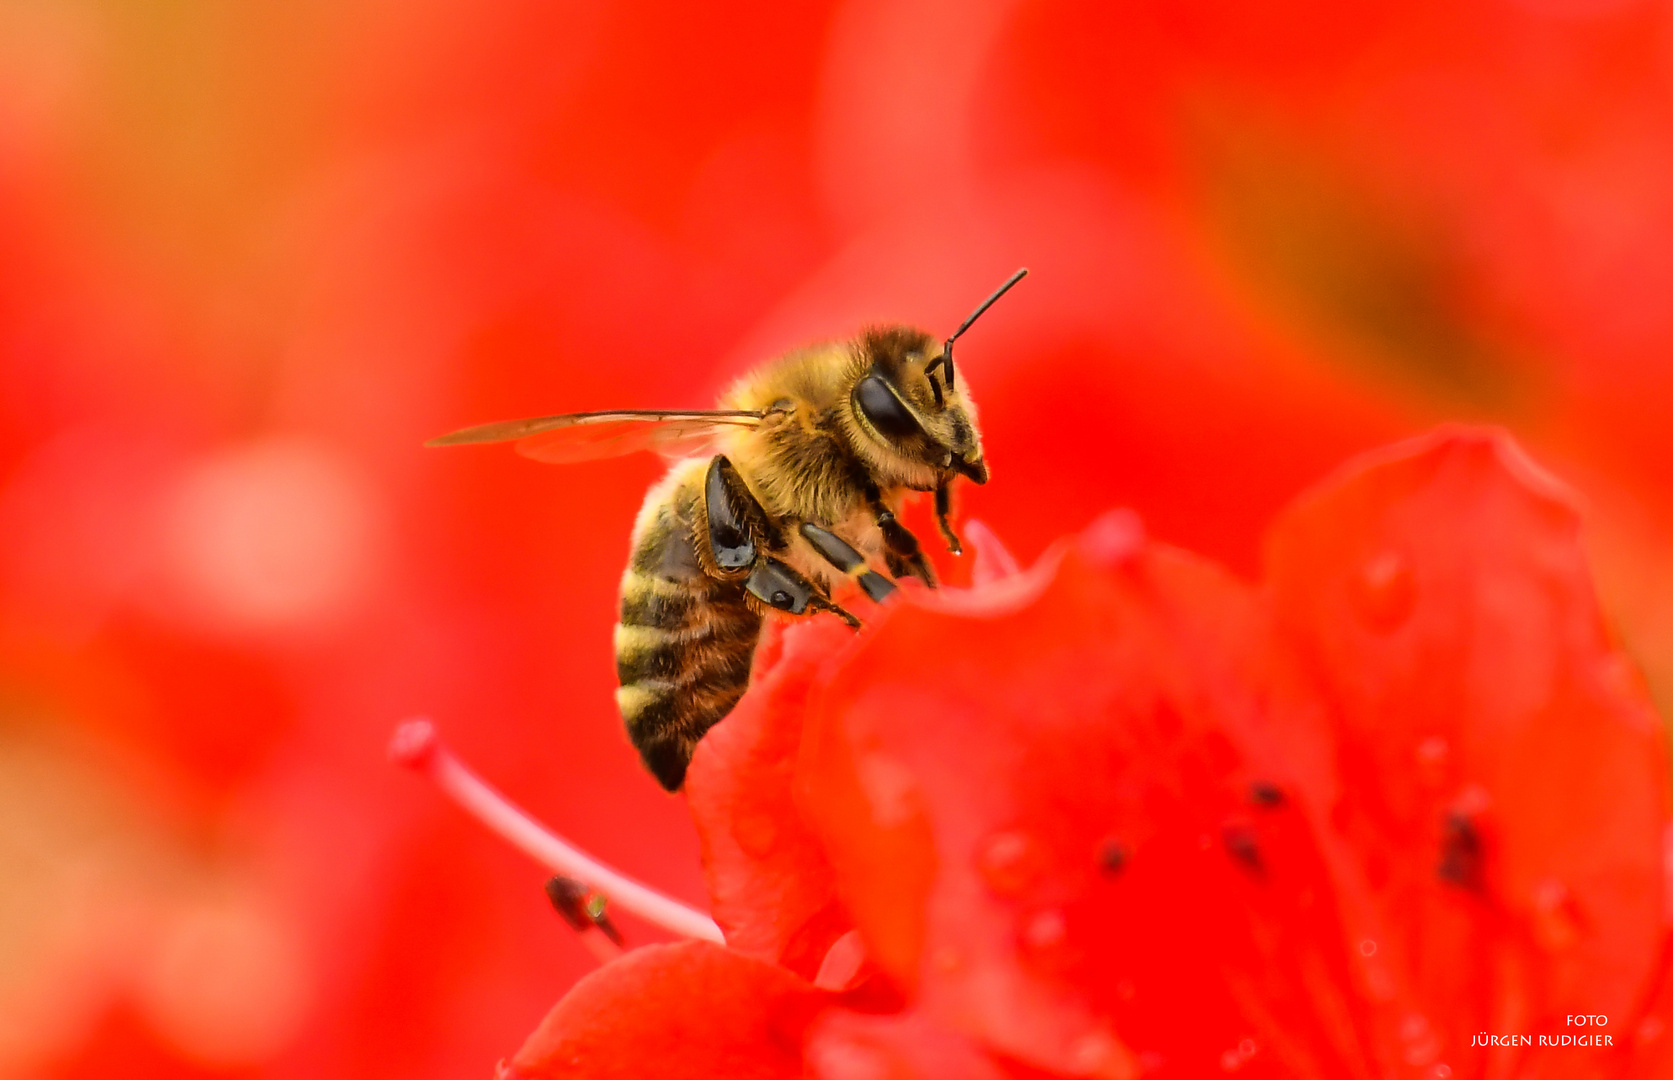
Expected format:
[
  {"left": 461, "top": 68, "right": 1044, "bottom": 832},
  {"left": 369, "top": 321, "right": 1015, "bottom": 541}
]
[
  {"left": 845, "top": 326, "right": 988, "bottom": 487},
  {"left": 843, "top": 270, "right": 1024, "bottom": 488}
]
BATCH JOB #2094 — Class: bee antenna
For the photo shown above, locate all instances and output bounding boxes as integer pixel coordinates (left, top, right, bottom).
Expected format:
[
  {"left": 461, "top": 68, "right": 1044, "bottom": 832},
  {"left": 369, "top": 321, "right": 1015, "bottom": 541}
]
[{"left": 929, "top": 267, "right": 1028, "bottom": 392}]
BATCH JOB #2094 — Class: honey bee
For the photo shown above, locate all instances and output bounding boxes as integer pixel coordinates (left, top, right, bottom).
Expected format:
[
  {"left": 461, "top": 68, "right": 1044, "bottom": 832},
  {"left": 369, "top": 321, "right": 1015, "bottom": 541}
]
[{"left": 429, "top": 269, "right": 1026, "bottom": 790}]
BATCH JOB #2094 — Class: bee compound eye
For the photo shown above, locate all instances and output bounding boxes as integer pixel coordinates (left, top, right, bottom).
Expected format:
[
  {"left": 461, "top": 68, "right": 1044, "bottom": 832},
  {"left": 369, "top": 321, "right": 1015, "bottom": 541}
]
[
  {"left": 853, "top": 375, "right": 923, "bottom": 441},
  {"left": 771, "top": 590, "right": 792, "bottom": 607}
]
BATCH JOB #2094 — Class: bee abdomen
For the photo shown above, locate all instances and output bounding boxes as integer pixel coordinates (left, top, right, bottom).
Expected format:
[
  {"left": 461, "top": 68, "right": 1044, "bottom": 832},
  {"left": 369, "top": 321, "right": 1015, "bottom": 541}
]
[{"left": 615, "top": 494, "right": 762, "bottom": 791}]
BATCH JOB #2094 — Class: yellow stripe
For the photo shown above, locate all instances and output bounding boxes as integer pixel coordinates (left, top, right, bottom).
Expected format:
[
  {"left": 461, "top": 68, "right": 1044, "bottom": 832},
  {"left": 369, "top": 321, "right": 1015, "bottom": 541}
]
[
  {"left": 615, "top": 681, "right": 675, "bottom": 720},
  {"left": 619, "top": 569, "right": 687, "bottom": 597},
  {"left": 615, "top": 622, "right": 720, "bottom": 652}
]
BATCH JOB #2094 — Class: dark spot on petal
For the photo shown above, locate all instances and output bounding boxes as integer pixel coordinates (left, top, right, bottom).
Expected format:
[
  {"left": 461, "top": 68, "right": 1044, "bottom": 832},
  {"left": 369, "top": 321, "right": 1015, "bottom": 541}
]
[
  {"left": 1221, "top": 823, "right": 1263, "bottom": 875},
  {"left": 1438, "top": 811, "right": 1482, "bottom": 889},
  {"left": 1097, "top": 840, "right": 1128, "bottom": 876},
  {"left": 1249, "top": 780, "right": 1285, "bottom": 808}
]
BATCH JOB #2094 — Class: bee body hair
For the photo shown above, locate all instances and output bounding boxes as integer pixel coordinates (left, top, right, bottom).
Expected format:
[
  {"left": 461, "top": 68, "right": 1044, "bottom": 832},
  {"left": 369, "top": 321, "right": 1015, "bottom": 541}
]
[{"left": 614, "top": 460, "right": 762, "bottom": 790}]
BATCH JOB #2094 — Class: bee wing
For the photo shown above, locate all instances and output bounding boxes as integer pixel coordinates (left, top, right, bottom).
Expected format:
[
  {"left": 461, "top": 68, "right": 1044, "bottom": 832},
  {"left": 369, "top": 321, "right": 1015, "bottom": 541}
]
[{"left": 425, "top": 409, "right": 770, "bottom": 464}]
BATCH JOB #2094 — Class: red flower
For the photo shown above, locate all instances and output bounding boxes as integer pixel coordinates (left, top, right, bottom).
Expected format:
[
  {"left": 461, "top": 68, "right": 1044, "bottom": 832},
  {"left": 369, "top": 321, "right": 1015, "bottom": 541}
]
[{"left": 486, "top": 427, "right": 1672, "bottom": 1078}]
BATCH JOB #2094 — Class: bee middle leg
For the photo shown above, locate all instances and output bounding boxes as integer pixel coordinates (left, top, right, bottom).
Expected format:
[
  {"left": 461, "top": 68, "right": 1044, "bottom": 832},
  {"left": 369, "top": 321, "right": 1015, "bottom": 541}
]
[{"left": 797, "top": 522, "right": 897, "bottom": 603}]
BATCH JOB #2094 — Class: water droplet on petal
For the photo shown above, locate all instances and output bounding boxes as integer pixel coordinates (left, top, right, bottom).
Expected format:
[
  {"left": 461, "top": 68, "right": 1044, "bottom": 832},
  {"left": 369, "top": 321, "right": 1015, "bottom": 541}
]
[
  {"left": 856, "top": 754, "right": 919, "bottom": 828},
  {"left": 977, "top": 829, "right": 1047, "bottom": 896},
  {"left": 1359, "top": 938, "right": 1378, "bottom": 957},
  {"left": 1350, "top": 550, "right": 1415, "bottom": 632},
  {"left": 1219, "top": 1038, "right": 1258, "bottom": 1070},
  {"left": 1429, "top": 1064, "right": 1452, "bottom": 1080}
]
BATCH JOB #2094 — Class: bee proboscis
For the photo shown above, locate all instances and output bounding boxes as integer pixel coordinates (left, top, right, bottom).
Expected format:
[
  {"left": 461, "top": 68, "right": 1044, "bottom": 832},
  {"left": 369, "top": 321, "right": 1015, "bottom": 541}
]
[{"left": 429, "top": 269, "right": 1026, "bottom": 790}]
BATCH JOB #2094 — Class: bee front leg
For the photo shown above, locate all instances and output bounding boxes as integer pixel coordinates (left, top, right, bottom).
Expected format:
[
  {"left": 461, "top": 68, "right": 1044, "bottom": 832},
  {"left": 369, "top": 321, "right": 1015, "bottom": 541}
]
[
  {"left": 798, "top": 522, "right": 897, "bottom": 603},
  {"left": 865, "top": 486, "right": 937, "bottom": 588},
  {"left": 934, "top": 482, "right": 963, "bottom": 555}
]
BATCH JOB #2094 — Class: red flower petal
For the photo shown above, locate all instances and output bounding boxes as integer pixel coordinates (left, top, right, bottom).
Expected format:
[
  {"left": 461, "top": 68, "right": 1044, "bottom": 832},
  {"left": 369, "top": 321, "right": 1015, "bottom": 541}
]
[
  {"left": 686, "top": 616, "right": 857, "bottom": 978},
  {"left": 798, "top": 530, "right": 1376, "bottom": 1076},
  {"left": 804, "top": 1009, "right": 1012, "bottom": 1080},
  {"left": 787, "top": 430, "right": 1672, "bottom": 1074},
  {"left": 500, "top": 941, "right": 827, "bottom": 1080},
  {"left": 1264, "top": 428, "right": 1673, "bottom": 1064},
  {"left": 1624, "top": 953, "right": 1673, "bottom": 1077}
]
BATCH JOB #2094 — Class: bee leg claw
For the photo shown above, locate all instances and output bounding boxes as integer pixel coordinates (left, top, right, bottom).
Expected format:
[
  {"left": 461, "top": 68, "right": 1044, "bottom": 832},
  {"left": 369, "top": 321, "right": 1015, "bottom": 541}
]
[
  {"left": 823, "top": 601, "right": 862, "bottom": 629},
  {"left": 935, "top": 483, "right": 963, "bottom": 555}
]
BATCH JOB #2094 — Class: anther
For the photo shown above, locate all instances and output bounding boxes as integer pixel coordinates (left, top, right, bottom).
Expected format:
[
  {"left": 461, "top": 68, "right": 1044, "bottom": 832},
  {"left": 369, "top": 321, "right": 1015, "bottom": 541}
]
[
  {"left": 389, "top": 718, "right": 723, "bottom": 943},
  {"left": 544, "top": 876, "right": 625, "bottom": 964}
]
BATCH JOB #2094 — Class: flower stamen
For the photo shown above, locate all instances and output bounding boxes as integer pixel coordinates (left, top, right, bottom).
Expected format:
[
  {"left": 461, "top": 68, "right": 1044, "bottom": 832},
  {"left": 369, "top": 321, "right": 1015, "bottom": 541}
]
[
  {"left": 545, "top": 876, "right": 626, "bottom": 964},
  {"left": 389, "top": 717, "right": 724, "bottom": 943}
]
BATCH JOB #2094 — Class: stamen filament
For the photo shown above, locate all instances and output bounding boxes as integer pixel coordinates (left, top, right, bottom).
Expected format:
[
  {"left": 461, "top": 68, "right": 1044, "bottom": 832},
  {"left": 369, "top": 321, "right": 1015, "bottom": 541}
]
[
  {"left": 389, "top": 718, "right": 724, "bottom": 943},
  {"left": 577, "top": 930, "right": 625, "bottom": 965}
]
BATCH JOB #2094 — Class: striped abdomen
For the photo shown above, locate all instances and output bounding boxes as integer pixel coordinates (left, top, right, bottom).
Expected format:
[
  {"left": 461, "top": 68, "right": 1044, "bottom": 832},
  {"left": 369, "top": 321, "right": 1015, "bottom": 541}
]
[{"left": 615, "top": 475, "right": 762, "bottom": 790}]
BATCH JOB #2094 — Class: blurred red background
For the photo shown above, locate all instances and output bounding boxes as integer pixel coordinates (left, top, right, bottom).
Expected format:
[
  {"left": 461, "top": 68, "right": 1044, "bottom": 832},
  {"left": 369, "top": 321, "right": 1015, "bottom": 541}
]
[{"left": 4, "top": 1, "right": 1673, "bottom": 1077}]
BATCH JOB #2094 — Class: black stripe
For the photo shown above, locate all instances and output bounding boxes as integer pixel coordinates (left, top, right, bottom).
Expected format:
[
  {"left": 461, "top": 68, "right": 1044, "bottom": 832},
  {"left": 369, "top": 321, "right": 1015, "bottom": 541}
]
[
  {"left": 619, "top": 585, "right": 696, "bottom": 628},
  {"left": 617, "top": 644, "right": 682, "bottom": 685},
  {"left": 622, "top": 686, "right": 677, "bottom": 736}
]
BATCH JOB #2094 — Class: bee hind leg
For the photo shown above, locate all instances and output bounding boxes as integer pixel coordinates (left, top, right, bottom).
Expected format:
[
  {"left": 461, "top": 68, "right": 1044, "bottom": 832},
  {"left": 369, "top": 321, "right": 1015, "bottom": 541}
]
[
  {"left": 701, "top": 455, "right": 863, "bottom": 628},
  {"left": 798, "top": 522, "right": 897, "bottom": 603}
]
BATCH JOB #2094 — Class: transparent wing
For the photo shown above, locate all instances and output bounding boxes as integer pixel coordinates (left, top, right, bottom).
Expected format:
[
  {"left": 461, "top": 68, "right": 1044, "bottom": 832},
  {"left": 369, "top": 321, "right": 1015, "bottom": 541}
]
[{"left": 425, "top": 409, "right": 770, "bottom": 464}]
